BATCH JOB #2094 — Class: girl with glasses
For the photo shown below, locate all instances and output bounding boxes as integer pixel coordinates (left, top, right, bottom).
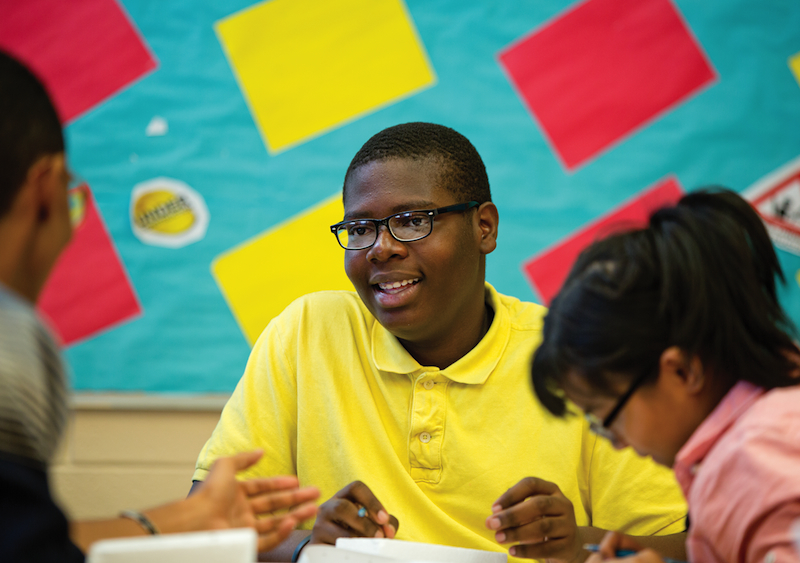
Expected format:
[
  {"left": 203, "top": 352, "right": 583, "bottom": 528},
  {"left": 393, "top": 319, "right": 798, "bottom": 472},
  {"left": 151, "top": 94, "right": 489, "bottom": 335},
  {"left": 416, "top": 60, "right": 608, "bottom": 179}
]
[{"left": 530, "top": 189, "right": 800, "bottom": 563}]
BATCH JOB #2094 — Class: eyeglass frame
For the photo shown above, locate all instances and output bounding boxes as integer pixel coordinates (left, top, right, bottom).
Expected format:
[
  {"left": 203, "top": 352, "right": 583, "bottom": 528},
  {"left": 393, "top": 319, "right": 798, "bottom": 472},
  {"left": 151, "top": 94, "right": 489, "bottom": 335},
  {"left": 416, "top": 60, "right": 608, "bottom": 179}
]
[
  {"left": 584, "top": 368, "right": 653, "bottom": 442},
  {"left": 329, "top": 201, "right": 480, "bottom": 250}
]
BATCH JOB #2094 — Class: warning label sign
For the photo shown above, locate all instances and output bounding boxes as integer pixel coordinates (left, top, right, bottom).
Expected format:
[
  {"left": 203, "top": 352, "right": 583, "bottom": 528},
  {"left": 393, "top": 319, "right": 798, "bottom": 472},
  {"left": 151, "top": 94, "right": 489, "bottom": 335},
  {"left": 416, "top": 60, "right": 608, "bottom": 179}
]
[{"left": 744, "top": 155, "right": 800, "bottom": 255}]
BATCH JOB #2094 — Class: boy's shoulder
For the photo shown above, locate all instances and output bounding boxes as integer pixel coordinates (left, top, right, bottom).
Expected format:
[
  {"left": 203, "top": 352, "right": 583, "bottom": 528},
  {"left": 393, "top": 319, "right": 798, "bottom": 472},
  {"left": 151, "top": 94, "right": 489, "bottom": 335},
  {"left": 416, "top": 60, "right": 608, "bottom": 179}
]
[
  {"left": 0, "top": 284, "right": 37, "bottom": 321},
  {"left": 0, "top": 285, "right": 46, "bottom": 355},
  {"left": 275, "top": 289, "right": 371, "bottom": 328},
  {"left": 286, "top": 289, "right": 365, "bottom": 311},
  {"left": 489, "top": 284, "right": 547, "bottom": 331}
]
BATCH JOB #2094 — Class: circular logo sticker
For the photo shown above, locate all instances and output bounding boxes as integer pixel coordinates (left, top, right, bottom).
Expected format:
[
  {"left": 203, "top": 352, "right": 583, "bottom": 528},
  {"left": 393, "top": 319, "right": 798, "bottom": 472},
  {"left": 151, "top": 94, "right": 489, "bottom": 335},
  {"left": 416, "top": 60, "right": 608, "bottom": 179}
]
[{"left": 130, "top": 177, "right": 209, "bottom": 248}]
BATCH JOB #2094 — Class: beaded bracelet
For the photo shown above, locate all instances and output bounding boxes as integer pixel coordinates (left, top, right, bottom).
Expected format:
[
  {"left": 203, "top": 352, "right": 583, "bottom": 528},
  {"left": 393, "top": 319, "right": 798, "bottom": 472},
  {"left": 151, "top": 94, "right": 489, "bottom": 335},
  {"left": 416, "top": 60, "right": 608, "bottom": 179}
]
[{"left": 119, "top": 510, "right": 160, "bottom": 535}]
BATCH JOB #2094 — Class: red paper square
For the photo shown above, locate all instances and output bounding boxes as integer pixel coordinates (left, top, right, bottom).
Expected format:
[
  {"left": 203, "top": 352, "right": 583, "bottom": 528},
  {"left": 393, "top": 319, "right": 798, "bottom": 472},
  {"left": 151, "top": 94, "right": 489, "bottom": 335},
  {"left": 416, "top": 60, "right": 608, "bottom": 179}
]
[
  {"left": 499, "top": 0, "right": 716, "bottom": 170},
  {"left": 37, "top": 184, "right": 141, "bottom": 346},
  {"left": 0, "top": 0, "right": 157, "bottom": 123},
  {"left": 522, "top": 176, "right": 684, "bottom": 305}
]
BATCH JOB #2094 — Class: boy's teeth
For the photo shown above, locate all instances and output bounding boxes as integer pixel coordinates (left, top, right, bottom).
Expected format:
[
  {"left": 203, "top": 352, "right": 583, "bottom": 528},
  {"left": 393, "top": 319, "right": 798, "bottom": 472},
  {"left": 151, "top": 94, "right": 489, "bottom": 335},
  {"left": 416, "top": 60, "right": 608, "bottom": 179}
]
[{"left": 379, "top": 278, "right": 419, "bottom": 290}]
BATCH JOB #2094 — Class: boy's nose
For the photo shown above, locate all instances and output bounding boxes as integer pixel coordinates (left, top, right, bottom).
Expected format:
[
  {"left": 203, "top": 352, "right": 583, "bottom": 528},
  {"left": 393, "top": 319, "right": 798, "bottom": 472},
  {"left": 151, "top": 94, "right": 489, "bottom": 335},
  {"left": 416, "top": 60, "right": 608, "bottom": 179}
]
[{"left": 368, "top": 225, "right": 406, "bottom": 261}]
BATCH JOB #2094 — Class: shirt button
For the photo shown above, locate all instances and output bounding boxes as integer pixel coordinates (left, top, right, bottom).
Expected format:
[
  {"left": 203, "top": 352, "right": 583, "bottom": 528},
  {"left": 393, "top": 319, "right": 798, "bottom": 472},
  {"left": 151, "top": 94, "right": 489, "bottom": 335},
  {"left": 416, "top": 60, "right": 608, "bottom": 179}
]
[
  {"left": 420, "top": 432, "right": 431, "bottom": 443},
  {"left": 423, "top": 380, "right": 434, "bottom": 390}
]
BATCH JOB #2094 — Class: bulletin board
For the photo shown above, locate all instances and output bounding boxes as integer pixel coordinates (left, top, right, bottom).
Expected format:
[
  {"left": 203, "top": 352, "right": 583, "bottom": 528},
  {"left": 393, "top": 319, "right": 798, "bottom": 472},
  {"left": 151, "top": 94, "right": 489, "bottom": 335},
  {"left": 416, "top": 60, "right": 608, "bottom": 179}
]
[{"left": 1, "top": 0, "right": 799, "bottom": 394}]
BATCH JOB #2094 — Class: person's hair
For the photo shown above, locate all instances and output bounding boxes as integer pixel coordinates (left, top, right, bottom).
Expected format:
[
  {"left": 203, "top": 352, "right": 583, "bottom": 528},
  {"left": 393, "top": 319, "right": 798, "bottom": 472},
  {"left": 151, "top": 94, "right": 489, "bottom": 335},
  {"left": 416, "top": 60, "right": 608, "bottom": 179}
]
[
  {"left": 343, "top": 122, "right": 491, "bottom": 204},
  {"left": 532, "top": 188, "right": 800, "bottom": 417},
  {"left": 0, "top": 50, "right": 64, "bottom": 217}
]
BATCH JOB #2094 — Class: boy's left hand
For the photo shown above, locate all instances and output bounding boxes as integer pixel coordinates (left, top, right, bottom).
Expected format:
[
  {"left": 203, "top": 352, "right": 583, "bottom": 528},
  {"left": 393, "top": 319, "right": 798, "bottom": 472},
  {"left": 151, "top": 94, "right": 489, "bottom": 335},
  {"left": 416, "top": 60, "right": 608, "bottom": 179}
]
[{"left": 486, "top": 477, "right": 582, "bottom": 561}]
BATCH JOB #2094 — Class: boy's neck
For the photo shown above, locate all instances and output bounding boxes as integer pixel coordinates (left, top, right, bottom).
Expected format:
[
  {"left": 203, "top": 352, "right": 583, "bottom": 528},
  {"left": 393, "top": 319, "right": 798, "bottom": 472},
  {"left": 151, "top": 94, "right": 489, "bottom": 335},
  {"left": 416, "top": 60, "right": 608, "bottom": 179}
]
[{"left": 399, "top": 302, "right": 494, "bottom": 369}]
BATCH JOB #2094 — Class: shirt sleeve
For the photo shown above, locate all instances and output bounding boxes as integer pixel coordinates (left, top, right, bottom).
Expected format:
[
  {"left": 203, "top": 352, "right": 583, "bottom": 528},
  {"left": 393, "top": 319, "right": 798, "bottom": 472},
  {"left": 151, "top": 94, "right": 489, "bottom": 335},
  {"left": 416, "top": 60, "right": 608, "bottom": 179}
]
[
  {"left": 745, "top": 501, "right": 800, "bottom": 563},
  {"left": 0, "top": 291, "right": 78, "bottom": 560},
  {"left": 0, "top": 294, "right": 68, "bottom": 466},
  {"left": 689, "top": 406, "right": 800, "bottom": 563},
  {"left": 193, "top": 310, "right": 299, "bottom": 482},
  {"left": 584, "top": 427, "right": 687, "bottom": 535}
]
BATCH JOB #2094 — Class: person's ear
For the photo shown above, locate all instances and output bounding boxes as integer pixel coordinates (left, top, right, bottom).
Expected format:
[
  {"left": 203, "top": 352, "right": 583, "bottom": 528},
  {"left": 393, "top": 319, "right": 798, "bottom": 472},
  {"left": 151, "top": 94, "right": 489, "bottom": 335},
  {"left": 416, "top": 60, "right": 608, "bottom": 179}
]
[
  {"left": 38, "top": 154, "right": 67, "bottom": 223},
  {"left": 21, "top": 153, "right": 65, "bottom": 224},
  {"left": 659, "top": 346, "right": 705, "bottom": 395},
  {"left": 475, "top": 202, "right": 498, "bottom": 255}
]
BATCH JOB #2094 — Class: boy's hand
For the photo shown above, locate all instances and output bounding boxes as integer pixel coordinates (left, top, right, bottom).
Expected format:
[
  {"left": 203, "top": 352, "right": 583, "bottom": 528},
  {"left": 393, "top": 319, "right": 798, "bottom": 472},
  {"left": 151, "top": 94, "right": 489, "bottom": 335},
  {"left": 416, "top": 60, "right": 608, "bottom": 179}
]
[
  {"left": 486, "top": 477, "right": 582, "bottom": 561},
  {"left": 311, "top": 481, "right": 399, "bottom": 544}
]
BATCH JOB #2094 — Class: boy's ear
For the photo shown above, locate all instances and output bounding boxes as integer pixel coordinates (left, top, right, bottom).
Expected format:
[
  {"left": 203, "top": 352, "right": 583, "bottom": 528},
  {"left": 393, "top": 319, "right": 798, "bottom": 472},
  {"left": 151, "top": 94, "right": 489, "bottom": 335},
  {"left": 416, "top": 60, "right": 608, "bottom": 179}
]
[
  {"left": 475, "top": 201, "right": 498, "bottom": 255},
  {"left": 39, "top": 154, "right": 68, "bottom": 224},
  {"left": 19, "top": 153, "right": 65, "bottom": 221},
  {"left": 659, "top": 346, "right": 705, "bottom": 394}
]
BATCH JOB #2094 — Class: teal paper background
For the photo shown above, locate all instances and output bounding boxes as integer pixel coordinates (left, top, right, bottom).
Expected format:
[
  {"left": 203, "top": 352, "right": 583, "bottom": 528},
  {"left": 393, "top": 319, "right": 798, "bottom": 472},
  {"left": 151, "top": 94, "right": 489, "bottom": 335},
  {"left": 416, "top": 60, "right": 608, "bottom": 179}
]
[{"left": 63, "top": 0, "right": 800, "bottom": 393}]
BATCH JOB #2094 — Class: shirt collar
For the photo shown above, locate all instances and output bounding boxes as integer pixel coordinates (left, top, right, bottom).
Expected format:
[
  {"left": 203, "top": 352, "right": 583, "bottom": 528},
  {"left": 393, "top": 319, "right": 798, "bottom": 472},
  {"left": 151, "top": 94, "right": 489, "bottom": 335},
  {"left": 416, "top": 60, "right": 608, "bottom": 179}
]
[
  {"left": 673, "top": 380, "right": 764, "bottom": 495},
  {"left": 371, "top": 283, "right": 511, "bottom": 385}
]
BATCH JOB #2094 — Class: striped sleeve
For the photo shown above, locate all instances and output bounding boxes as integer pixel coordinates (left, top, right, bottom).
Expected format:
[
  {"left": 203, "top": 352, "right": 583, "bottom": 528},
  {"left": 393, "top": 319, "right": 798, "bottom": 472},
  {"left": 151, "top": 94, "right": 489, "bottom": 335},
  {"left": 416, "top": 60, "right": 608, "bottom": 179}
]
[{"left": 0, "top": 287, "right": 68, "bottom": 467}]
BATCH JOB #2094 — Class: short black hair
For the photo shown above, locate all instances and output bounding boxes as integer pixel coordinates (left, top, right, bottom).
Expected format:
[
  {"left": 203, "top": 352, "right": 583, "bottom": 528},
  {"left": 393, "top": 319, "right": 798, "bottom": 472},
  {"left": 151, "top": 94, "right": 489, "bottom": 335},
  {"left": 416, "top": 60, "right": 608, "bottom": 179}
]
[
  {"left": 532, "top": 188, "right": 800, "bottom": 417},
  {"left": 0, "top": 50, "right": 64, "bottom": 217},
  {"left": 344, "top": 122, "right": 491, "bottom": 204}
]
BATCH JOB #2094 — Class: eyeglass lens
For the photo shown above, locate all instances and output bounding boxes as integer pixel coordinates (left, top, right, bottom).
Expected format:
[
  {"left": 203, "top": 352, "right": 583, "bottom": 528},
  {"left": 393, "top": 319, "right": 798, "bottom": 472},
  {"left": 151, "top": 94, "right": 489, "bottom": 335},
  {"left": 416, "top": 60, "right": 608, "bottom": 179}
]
[
  {"left": 585, "top": 413, "right": 615, "bottom": 441},
  {"left": 335, "top": 212, "right": 432, "bottom": 249}
]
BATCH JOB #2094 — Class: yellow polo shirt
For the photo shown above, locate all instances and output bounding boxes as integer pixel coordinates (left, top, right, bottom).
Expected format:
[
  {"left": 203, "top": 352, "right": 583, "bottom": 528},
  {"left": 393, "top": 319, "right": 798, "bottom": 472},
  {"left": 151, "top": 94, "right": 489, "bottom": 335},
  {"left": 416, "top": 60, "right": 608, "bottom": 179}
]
[{"left": 194, "top": 284, "right": 686, "bottom": 558}]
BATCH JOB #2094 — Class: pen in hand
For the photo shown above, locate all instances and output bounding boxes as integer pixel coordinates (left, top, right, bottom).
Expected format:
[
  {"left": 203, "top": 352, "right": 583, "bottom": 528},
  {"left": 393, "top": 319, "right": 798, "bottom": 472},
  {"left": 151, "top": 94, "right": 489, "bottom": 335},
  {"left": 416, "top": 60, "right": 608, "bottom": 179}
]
[{"left": 583, "top": 544, "right": 687, "bottom": 563}]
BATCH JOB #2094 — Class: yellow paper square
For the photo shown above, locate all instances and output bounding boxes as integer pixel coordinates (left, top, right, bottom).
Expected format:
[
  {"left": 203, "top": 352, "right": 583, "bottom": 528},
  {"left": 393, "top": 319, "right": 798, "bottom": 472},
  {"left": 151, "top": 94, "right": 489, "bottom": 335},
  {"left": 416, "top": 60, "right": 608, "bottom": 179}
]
[
  {"left": 216, "top": 0, "right": 436, "bottom": 153},
  {"left": 791, "top": 52, "right": 800, "bottom": 87},
  {"left": 212, "top": 195, "right": 353, "bottom": 345}
]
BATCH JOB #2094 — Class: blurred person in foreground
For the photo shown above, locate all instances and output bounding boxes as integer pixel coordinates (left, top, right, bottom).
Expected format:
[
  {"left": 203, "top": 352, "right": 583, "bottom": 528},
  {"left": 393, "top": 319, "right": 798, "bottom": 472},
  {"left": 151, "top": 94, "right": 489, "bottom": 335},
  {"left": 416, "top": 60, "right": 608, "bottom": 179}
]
[
  {"left": 532, "top": 189, "right": 800, "bottom": 563},
  {"left": 0, "top": 49, "right": 320, "bottom": 562}
]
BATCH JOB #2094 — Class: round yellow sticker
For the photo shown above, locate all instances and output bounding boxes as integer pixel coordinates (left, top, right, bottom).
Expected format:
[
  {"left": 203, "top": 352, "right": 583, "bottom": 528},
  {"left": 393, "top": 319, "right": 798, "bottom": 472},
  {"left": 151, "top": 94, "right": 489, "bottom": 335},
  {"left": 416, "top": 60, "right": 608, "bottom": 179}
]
[
  {"left": 130, "top": 178, "right": 209, "bottom": 248},
  {"left": 133, "top": 190, "right": 196, "bottom": 234}
]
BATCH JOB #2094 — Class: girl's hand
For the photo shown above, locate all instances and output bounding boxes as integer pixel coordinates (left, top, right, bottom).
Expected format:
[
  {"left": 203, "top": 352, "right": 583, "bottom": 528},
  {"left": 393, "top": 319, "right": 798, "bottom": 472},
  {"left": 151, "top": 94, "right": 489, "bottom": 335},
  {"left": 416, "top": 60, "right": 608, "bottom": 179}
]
[{"left": 587, "top": 531, "right": 662, "bottom": 563}]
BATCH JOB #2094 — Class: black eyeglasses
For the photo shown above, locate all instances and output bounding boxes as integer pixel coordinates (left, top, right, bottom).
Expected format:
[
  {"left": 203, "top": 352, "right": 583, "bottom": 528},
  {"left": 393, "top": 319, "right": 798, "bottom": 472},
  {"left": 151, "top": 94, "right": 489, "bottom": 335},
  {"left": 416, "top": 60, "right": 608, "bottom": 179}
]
[
  {"left": 584, "top": 369, "right": 652, "bottom": 441},
  {"left": 330, "top": 201, "right": 479, "bottom": 250}
]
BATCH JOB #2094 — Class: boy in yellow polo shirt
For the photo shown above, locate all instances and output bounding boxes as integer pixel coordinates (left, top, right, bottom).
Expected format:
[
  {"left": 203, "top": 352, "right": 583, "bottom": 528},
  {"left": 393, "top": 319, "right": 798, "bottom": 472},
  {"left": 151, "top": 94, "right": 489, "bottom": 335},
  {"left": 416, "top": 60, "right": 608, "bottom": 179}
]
[{"left": 193, "top": 123, "right": 687, "bottom": 562}]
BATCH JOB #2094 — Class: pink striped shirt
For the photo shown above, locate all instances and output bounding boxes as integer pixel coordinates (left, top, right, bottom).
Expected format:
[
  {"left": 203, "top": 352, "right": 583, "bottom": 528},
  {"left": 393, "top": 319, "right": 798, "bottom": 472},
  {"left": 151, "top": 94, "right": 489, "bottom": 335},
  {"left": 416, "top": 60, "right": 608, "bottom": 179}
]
[{"left": 673, "top": 381, "right": 800, "bottom": 563}]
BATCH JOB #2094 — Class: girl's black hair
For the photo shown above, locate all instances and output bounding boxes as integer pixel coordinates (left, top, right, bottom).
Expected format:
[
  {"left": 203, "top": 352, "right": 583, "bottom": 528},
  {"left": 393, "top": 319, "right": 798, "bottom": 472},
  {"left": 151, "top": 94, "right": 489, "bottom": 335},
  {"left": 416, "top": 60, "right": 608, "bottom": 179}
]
[{"left": 532, "top": 188, "right": 800, "bottom": 416}]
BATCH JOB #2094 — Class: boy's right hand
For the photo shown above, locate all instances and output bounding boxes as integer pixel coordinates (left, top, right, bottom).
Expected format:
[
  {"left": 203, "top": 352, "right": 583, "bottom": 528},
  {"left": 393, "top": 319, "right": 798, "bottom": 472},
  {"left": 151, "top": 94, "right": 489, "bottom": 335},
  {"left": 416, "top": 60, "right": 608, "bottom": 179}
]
[{"left": 310, "top": 481, "right": 399, "bottom": 544}]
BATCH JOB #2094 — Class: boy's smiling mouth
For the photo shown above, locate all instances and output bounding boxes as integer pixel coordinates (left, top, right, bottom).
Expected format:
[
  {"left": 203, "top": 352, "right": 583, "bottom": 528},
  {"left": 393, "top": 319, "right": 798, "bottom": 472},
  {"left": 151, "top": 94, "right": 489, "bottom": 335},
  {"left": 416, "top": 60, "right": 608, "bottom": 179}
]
[{"left": 376, "top": 278, "right": 420, "bottom": 294}]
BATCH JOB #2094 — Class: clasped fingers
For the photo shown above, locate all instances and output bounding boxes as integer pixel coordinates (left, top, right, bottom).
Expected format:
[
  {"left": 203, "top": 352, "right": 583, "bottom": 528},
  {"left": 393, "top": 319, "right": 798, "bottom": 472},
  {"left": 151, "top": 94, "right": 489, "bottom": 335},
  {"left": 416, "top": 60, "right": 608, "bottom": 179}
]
[
  {"left": 487, "top": 491, "right": 572, "bottom": 533},
  {"left": 311, "top": 481, "right": 399, "bottom": 545}
]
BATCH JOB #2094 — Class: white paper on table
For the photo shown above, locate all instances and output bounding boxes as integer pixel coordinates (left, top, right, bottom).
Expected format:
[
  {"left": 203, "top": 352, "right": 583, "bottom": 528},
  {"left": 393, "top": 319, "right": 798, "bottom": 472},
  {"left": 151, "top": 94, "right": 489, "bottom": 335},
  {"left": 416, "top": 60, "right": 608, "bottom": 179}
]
[
  {"left": 86, "top": 527, "right": 256, "bottom": 563},
  {"left": 300, "top": 545, "right": 433, "bottom": 563},
  {"left": 335, "top": 538, "right": 507, "bottom": 563}
]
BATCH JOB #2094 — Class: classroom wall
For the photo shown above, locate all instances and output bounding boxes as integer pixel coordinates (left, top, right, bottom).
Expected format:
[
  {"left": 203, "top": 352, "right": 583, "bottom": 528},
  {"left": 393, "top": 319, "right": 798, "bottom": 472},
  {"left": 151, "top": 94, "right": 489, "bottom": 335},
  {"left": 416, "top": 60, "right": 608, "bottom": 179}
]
[
  {"left": 50, "top": 399, "right": 226, "bottom": 520},
  {"left": 3, "top": 0, "right": 799, "bottom": 397}
]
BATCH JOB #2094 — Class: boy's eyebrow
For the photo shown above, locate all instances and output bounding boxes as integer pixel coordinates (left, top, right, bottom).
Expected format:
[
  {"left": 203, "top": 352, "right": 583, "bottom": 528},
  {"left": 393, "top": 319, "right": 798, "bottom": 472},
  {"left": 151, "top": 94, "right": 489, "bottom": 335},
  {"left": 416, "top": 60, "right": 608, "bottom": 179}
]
[{"left": 344, "top": 200, "right": 438, "bottom": 220}]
